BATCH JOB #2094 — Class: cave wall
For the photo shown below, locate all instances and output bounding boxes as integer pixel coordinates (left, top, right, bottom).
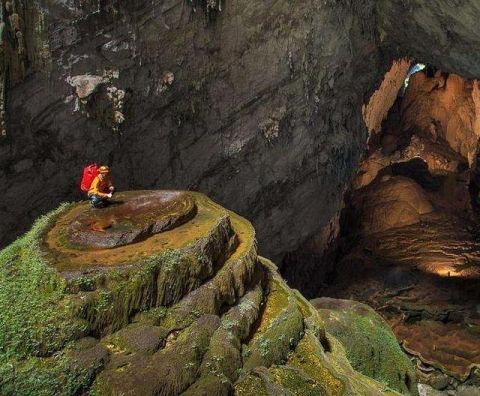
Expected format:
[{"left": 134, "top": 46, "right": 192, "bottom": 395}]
[
  {"left": 3, "top": 0, "right": 480, "bottom": 261},
  {"left": 0, "top": 0, "right": 384, "bottom": 259},
  {"left": 363, "top": 58, "right": 411, "bottom": 136},
  {"left": 401, "top": 72, "right": 480, "bottom": 165},
  {"left": 378, "top": 1, "right": 480, "bottom": 79}
]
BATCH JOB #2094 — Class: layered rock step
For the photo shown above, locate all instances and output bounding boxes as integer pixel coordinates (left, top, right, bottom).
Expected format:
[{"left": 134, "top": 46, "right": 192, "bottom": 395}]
[{"left": 0, "top": 191, "right": 417, "bottom": 395}]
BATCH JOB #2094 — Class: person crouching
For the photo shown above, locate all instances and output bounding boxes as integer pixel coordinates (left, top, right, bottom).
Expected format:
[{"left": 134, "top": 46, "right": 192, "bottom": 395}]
[{"left": 88, "top": 165, "right": 115, "bottom": 208}]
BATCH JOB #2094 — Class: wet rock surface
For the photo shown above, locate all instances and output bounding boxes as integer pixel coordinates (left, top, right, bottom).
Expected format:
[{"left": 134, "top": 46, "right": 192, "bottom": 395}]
[
  {"left": 64, "top": 191, "right": 196, "bottom": 248},
  {"left": 0, "top": 191, "right": 415, "bottom": 394}
]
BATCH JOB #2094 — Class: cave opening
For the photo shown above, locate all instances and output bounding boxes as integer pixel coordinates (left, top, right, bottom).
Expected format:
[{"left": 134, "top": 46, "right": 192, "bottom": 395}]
[
  {"left": 402, "top": 63, "right": 425, "bottom": 96},
  {"left": 283, "top": 60, "right": 480, "bottom": 392}
]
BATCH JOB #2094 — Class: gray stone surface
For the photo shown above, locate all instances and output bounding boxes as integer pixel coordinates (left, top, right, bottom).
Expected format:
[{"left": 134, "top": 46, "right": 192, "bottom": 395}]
[
  {"left": 378, "top": 1, "right": 480, "bottom": 79},
  {"left": 2, "top": 0, "right": 480, "bottom": 260}
]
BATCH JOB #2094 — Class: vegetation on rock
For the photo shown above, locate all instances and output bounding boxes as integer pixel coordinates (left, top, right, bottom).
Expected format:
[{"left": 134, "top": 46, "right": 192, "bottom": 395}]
[
  {"left": 0, "top": 191, "right": 416, "bottom": 395},
  {"left": 312, "top": 298, "right": 418, "bottom": 395}
]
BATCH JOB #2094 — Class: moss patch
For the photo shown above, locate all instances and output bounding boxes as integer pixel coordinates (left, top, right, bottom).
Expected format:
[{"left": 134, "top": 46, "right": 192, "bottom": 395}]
[
  {"left": 311, "top": 297, "right": 418, "bottom": 395},
  {"left": 0, "top": 206, "right": 102, "bottom": 394},
  {"left": 0, "top": 204, "right": 88, "bottom": 359}
]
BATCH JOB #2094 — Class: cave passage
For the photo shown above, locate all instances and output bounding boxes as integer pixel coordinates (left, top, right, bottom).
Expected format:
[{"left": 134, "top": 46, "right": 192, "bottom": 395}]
[{"left": 316, "top": 63, "right": 480, "bottom": 392}]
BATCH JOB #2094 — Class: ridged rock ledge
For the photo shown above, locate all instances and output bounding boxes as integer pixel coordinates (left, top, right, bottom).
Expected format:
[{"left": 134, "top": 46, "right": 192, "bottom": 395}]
[{"left": 0, "top": 191, "right": 416, "bottom": 395}]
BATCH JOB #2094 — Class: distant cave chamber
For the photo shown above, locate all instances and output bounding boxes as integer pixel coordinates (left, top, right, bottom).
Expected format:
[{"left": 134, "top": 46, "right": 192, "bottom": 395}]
[{"left": 282, "top": 60, "right": 480, "bottom": 392}]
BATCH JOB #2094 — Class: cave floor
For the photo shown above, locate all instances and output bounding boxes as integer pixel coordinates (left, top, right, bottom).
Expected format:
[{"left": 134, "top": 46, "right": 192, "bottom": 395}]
[{"left": 320, "top": 186, "right": 480, "bottom": 392}]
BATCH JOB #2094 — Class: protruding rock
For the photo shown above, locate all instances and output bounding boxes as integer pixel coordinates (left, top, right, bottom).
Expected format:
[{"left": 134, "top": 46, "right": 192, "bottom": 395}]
[
  {"left": 0, "top": 191, "right": 416, "bottom": 395},
  {"left": 68, "top": 75, "right": 104, "bottom": 99},
  {"left": 312, "top": 297, "right": 418, "bottom": 395},
  {"left": 352, "top": 176, "right": 433, "bottom": 234},
  {"left": 63, "top": 191, "right": 196, "bottom": 249}
]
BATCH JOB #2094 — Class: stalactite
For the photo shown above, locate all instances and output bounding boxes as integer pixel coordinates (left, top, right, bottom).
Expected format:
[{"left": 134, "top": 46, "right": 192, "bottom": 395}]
[
  {"left": 0, "top": 0, "right": 50, "bottom": 137},
  {"left": 188, "top": 0, "right": 223, "bottom": 23}
]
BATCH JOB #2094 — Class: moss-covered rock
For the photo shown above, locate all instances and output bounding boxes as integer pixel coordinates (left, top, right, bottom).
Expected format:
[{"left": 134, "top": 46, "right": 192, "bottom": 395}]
[
  {"left": 311, "top": 297, "right": 418, "bottom": 395},
  {"left": 0, "top": 191, "right": 416, "bottom": 395}
]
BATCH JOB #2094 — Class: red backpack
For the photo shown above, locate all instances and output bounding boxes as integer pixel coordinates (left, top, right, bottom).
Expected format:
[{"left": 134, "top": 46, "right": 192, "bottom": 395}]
[{"left": 80, "top": 163, "right": 99, "bottom": 192}]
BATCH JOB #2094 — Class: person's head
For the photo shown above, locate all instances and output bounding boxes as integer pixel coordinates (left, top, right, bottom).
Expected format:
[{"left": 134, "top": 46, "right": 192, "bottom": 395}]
[{"left": 98, "top": 165, "right": 110, "bottom": 180}]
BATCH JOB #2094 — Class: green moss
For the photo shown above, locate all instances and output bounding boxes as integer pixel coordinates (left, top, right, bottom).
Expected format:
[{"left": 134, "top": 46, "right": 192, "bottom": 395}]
[
  {"left": 268, "top": 366, "right": 327, "bottom": 395},
  {"left": 182, "top": 374, "right": 231, "bottom": 395},
  {"left": 0, "top": 352, "right": 97, "bottom": 396},
  {"left": 234, "top": 373, "right": 269, "bottom": 396},
  {"left": 76, "top": 246, "right": 218, "bottom": 336},
  {"left": 92, "top": 315, "right": 220, "bottom": 395},
  {"left": 0, "top": 204, "right": 87, "bottom": 361},
  {"left": 313, "top": 298, "right": 417, "bottom": 395},
  {"left": 69, "top": 274, "right": 97, "bottom": 292},
  {"left": 288, "top": 331, "right": 346, "bottom": 395},
  {"left": 243, "top": 278, "right": 304, "bottom": 371},
  {"left": 0, "top": 204, "right": 99, "bottom": 394},
  {"left": 133, "top": 306, "right": 168, "bottom": 325}
]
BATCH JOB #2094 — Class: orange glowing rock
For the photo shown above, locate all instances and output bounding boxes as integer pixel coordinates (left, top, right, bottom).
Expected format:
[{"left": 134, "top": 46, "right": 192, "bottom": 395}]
[
  {"left": 393, "top": 320, "right": 480, "bottom": 381},
  {"left": 352, "top": 176, "right": 433, "bottom": 234}
]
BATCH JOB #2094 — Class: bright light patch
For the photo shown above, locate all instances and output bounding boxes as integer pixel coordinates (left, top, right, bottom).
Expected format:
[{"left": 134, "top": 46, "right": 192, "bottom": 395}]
[{"left": 403, "top": 63, "right": 426, "bottom": 91}]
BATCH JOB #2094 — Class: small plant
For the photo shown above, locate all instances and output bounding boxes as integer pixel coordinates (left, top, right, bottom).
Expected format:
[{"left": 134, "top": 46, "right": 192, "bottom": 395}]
[{"left": 95, "top": 290, "right": 113, "bottom": 312}]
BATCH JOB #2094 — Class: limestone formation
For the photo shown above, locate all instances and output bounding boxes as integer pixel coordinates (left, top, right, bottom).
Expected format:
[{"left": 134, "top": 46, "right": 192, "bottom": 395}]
[
  {"left": 0, "top": 191, "right": 416, "bottom": 395},
  {"left": 394, "top": 321, "right": 480, "bottom": 381},
  {"left": 319, "top": 65, "right": 480, "bottom": 394},
  {"left": 363, "top": 59, "right": 411, "bottom": 136},
  {"left": 312, "top": 298, "right": 417, "bottom": 395},
  {"left": 68, "top": 75, "right": 105, "bottom": 100},
  {"left": 67, "top": 72, "right": 127, "bottom": 132},
  {"left": 0, "top": 0, "right": 49, "bottom": 138},
  {"left": 350, "top": 176, "right": 434, "bottom": 235},
  {"left": 401, "top": 72, "right": 480, "bottom": 165}
]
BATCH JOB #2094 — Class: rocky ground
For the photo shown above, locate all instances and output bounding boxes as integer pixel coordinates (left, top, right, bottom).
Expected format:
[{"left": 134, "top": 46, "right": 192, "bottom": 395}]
[{"left": 0, "top": 191, "right": 418, "bottom": 395}]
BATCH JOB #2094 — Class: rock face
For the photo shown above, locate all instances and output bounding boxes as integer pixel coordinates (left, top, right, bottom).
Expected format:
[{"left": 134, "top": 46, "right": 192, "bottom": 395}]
[
  {"left": 363, "top": 59, "right": 411, "bottom": 136},
  {"left": 378, "top": 2, "right": 480, "bottom": 79},
  {"left": 350, "top": 176, "right": 434, "bottom": 234},
  {"left": 3, "top": 1, "right": 480, "bottom": 261},
  {"left": 0, "top": 0, "right": 382, "bottom": 260},
  {"left": 401, "top": 72, "right": 480, "bottom": 165},
  {"left": 0, "top": 191, "right": 416, "bottom": 395}
]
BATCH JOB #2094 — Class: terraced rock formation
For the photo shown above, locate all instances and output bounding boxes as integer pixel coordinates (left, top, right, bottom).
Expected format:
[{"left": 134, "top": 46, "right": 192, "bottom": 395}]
[{"left": 0, "top": 191, "right": 416, "bottom": 395}]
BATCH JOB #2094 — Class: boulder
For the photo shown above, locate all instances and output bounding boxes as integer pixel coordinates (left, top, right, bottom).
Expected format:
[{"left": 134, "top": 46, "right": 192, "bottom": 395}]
[
  {"left": 312, "top": 297, "right": 418, "bottom": 395},
  {"left": 352, "top": 176, "right": 433, "bottom": 234}
]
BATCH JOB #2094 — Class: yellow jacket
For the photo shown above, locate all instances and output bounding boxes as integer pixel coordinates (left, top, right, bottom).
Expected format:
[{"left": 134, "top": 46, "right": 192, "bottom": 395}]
[{"left": 88, "top": 176, "right": 113, "bottom": 198}]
